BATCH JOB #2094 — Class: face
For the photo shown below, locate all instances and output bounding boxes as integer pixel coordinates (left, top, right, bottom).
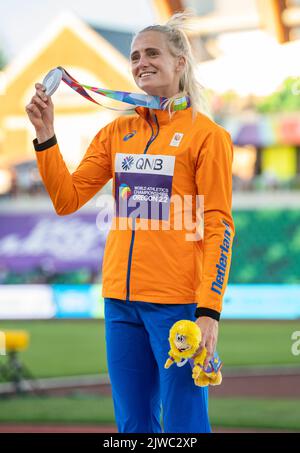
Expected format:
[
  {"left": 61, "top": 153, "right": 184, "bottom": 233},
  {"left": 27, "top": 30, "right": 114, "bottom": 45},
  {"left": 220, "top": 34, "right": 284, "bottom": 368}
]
[
  {"left": 130, "top": 31, "right": 185, "bottom": 98},
  {"left": 174, "top": 333, "right": 191, "bottom": 352}
]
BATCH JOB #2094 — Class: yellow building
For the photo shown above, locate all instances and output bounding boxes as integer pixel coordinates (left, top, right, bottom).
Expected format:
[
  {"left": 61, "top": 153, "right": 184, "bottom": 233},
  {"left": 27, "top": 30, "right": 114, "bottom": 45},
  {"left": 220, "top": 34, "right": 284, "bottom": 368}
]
[{"left": 0, "top": 11, "right": 137, "bottom": 172}]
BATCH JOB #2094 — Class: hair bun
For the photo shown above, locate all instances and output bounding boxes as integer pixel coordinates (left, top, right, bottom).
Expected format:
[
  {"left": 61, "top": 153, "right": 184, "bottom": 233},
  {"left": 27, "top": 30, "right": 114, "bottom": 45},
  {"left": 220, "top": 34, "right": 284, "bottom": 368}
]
[{"left": 165, "top": 10, "right": 196, "bottom": 32}]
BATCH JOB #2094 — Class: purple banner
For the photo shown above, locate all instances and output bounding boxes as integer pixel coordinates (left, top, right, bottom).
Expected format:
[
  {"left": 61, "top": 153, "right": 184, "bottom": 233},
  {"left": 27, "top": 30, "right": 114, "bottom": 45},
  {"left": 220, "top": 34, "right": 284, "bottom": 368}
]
[{"left": 0, "top": 212, "right": 107, "bottom": 272}]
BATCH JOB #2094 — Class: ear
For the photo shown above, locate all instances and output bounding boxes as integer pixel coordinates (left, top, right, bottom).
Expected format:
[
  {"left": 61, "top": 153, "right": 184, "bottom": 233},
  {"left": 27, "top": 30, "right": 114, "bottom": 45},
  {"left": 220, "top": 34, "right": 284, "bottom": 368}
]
[{"left": 176, "top": 55, "right": 186, "bottom": 72}]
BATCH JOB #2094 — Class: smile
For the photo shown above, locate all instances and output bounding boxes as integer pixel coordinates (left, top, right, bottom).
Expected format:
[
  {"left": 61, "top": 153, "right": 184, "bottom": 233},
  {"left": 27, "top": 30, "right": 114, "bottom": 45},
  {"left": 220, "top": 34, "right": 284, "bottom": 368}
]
[
  {"left": 139, "top": 72, "right": 156, "bottom": 78},
  {"left": 178, "top": 346, "right": 189, "bottom": 352}
]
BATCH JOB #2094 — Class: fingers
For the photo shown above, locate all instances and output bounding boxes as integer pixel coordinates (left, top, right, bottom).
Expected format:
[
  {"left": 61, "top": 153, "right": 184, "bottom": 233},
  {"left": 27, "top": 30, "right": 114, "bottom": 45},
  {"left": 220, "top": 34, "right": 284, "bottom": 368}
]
[
  {"left": 25, "top": 102, "right": 41, "bottom": 116},
  {"left": 35, "top": 83, "right": 46, "bottom": 91},
  {"left": 34, "top": 83, "right": 53, "bottom": 102},
  {"left": 191, "top": 341, "right": 205, "bottom": 360},
  {"left": 203, "top": 340, "right": 215, "bottom": 369},
  {"left": 194, "top": 318, "right": 219, "bottom": 368},
  {"left": 35, "top": 83, "right": 47, "bottom": 97},
  {"left": 33, "top": 83, "right": 52, "bottom": 107},
  {"left": 192, "top": 339, "right": 214, "bottom": 368},
  {"left": 27, "top": 90, "right": 52, "bottom": 117},
  {"left": 25, "top": 82, "right": 55, "bottom": 129},
  {"left": 197, "top": 341, "right": 205, "bottom": 355},
  {"left": 32, "top": 94, "right": 48, "bottom": 109},
  {"left": 35, "top": 83, "right": 47, "bottom": 98}
]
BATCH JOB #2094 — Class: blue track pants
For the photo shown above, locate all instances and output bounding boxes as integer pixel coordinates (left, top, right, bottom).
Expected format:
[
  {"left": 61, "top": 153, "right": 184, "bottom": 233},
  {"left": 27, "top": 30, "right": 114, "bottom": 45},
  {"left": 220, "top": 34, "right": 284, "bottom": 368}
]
[{"left": 104, "top": 298, "right": 211, "bottom": 433}]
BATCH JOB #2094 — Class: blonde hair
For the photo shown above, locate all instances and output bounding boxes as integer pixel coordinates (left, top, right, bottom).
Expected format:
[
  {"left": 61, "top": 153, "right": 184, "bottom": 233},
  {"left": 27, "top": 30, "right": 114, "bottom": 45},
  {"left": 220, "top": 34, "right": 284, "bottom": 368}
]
[{"left": 132, "top": 11, "right": 211, "bottom": 118}]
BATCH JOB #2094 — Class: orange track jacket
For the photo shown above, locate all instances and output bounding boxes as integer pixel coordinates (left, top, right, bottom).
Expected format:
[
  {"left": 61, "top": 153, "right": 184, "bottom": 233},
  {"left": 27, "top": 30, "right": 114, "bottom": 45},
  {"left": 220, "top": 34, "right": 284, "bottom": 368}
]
[{"left": 34, "top": 106, "right": 235, "bottom": 320}]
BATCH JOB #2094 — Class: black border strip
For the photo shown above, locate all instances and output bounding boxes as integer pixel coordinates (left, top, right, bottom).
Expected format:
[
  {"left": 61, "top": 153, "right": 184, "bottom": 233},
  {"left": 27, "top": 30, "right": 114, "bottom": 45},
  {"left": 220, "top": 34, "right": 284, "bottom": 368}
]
[{"left": 33, "top": 135, "right": 57, "bottom": 151}]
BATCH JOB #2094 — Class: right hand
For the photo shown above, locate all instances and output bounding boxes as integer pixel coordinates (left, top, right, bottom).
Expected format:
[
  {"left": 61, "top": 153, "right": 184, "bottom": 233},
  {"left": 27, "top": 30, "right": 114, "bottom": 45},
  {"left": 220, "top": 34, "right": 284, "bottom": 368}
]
[{"left": 25, "top": 83, "right": 54, "bottom": 139}]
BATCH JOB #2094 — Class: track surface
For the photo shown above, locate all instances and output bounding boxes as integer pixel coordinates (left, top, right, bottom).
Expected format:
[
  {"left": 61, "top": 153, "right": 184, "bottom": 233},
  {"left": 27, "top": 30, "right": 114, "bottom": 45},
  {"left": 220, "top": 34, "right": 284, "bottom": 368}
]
[
  {"left": 0, "top": 424, "right": 297, "bottom": 433},
  {"left": 1, "top": 370, "right": 299, "bottom": 433}
]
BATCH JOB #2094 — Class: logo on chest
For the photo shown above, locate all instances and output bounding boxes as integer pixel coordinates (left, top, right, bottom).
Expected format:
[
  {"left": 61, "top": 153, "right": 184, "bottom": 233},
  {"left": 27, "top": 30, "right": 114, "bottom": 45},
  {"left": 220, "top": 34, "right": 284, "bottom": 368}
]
[
  {"left": 121, "top": 156, "right": 134, "bottom": 171},
  {"left": 123, "top": 130, "right": 137, "bottom": 141},
  {"left": 115, "top": 153, "right": 175, "bottom": 221},
  {"left": 120, "top": 155, "right": 166, "bottom": 172},
  {"left": 170, "top": 132, "right": 184, "bottom": 147}
]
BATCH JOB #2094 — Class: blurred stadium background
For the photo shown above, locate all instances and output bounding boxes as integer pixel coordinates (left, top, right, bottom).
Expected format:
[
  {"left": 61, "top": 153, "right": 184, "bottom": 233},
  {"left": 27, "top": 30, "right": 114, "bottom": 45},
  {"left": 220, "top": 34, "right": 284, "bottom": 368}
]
[{"left": 0, "top": 0, "right": 300, "bottom": 433}]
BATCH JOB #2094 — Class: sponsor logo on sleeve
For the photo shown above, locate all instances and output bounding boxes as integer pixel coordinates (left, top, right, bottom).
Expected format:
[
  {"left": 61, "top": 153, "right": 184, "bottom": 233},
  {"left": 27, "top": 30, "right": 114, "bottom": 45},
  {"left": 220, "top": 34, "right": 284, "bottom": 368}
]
[{"left": 211, "top": 220, "right": 232, "bottom": 296}]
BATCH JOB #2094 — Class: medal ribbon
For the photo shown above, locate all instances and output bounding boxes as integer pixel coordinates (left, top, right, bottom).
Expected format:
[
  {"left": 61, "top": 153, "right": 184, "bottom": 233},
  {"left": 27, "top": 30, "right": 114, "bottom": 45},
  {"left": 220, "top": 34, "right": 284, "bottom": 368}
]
[{"left": 58, "top": 66, "right": 191, "bottom": 112}]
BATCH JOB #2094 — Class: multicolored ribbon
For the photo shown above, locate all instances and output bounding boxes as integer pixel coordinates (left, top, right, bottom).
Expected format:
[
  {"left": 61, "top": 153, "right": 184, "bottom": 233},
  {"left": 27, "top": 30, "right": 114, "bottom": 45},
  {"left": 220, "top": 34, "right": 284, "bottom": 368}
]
[{"left": 58, "top": 66, "right": 191, "bottom": 112}]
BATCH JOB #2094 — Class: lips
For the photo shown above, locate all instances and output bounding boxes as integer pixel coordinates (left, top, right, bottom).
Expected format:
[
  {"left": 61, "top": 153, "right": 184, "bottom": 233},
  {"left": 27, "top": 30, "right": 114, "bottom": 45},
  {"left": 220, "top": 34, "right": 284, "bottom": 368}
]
[{"left": 139, "top": 72, "right": 156, "bottom": 78}]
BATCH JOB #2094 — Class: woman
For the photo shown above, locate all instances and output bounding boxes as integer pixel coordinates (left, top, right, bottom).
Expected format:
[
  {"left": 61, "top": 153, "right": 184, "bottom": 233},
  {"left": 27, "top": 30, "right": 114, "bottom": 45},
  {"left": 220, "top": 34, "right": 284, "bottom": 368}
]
[{"left": 26, "top": 12, "right": 235, "bottom": 433}]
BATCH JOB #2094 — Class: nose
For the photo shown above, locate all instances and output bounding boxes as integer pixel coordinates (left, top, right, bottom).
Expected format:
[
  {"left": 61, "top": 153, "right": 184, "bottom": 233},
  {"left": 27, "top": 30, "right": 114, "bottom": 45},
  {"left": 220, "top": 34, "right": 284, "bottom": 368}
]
[{"left": 136, "top": 53, "right": 150, "bottom": 73}]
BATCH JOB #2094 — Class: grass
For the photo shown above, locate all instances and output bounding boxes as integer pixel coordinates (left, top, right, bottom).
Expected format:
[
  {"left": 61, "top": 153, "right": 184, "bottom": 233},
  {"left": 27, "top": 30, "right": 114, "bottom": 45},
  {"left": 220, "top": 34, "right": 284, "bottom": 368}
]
[
  {"left": 218, "top": 320, "right": 300, "bottom": 368},
  {"left": 1, "top": 319, "right": 299, "bottom": 430},
  {"left": 0, "top": 394, "right": 115, "bottom": 424},
  {"left": 0, "top": 320, "right": 106, "bottom": 378},
  {"left": 0, "top": 395, "right": 300, "bottom": 430},
  {"left": 210, "top": 397, "right": 300, "bottom": 430},
  {"left": 0, "top": 320, "right": 299, "bottom": 380}
]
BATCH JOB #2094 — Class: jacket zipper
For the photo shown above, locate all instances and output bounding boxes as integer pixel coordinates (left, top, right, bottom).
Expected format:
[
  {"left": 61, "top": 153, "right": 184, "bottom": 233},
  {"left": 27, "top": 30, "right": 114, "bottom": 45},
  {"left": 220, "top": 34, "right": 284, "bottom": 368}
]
[{"left": 125, "top": 114, "right": 160, "bottom": 302}]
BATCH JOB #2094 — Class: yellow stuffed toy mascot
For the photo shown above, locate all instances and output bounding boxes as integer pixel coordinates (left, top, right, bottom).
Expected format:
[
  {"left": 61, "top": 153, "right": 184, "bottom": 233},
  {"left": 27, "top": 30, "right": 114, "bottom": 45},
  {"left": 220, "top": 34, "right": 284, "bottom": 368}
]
[{"left": 164, "top": 320, "right": 223, "bottom": 387}]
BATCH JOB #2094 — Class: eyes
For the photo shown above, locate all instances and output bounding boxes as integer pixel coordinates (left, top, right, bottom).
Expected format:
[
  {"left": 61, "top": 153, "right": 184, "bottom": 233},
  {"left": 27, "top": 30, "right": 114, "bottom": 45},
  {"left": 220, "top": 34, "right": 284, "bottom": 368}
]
[
  {"left": 176, "top": 334, "right": 186, "bottom": 343},
  {"left": 130, "top": 49, "right": 159, "bottom": 63}
]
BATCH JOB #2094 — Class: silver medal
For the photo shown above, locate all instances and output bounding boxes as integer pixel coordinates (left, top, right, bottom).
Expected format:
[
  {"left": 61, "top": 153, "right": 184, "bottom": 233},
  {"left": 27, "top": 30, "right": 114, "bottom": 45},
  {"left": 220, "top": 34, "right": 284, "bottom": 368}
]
[{"left": 42, "top": 67, "right": 63, "bottom": 96}]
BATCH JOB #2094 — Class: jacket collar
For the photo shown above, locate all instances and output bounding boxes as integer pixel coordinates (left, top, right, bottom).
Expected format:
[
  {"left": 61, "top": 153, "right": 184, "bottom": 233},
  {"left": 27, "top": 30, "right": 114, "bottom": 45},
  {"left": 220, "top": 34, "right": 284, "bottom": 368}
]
[{"left": 135, "top": 106, "right": 193, "bottom": 126}]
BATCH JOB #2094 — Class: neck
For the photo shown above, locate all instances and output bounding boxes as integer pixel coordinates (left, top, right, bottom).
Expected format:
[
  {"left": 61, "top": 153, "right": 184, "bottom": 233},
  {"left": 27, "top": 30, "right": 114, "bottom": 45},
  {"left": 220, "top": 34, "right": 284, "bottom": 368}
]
[{"left": 144, "top": 87, "right": 183, "bottom": 99}]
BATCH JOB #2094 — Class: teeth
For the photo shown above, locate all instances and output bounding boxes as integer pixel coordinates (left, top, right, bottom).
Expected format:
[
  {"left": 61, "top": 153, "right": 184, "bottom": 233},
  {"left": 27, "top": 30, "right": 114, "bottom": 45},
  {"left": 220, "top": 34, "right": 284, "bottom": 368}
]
[{"left": 140, "top": 72, "right": 155, "bottom": 78}]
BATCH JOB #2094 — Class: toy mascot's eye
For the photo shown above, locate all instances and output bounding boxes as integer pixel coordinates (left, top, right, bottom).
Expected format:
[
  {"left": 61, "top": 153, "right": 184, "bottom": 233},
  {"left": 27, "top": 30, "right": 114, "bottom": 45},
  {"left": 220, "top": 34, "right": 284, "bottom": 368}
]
[{"left": 176, "top": 334, "right": 185, "bottom": 343}]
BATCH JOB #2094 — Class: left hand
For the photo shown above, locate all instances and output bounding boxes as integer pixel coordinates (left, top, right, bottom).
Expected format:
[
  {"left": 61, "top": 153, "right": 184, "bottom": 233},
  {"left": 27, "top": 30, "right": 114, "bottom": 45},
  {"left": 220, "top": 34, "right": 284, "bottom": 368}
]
[{"left": 193, "top": 316, "right": 219, "bottom": 368}]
